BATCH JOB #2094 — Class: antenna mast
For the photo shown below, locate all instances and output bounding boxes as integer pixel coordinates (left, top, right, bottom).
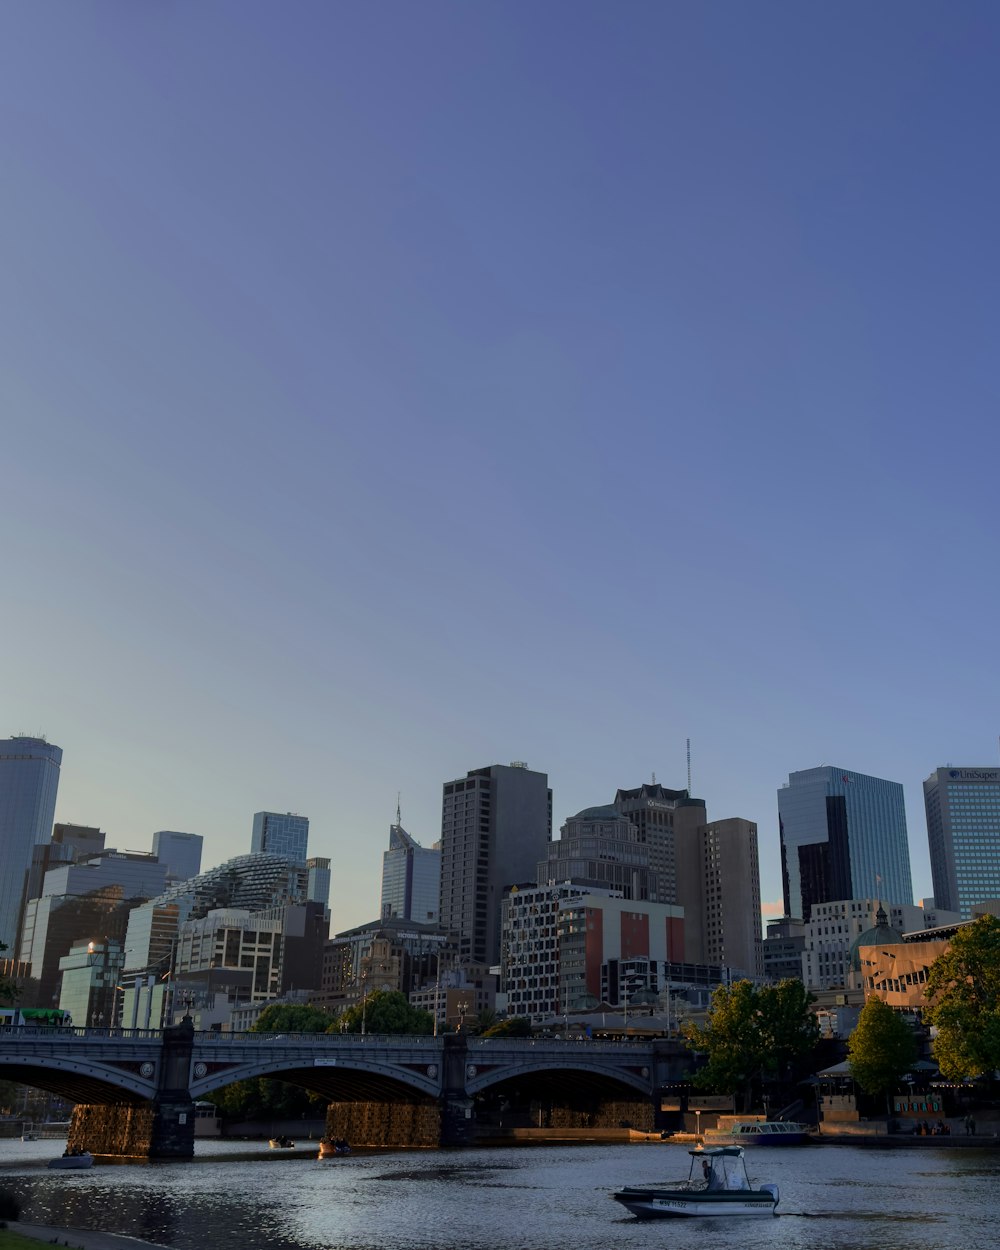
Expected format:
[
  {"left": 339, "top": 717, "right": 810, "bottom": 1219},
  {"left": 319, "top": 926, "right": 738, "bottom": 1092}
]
[
  {"left": 395, "top": 792, "right": 402, "bottom": 828},
  {"left": 686, "top": 738, "right": 692, "bottom": 792}
]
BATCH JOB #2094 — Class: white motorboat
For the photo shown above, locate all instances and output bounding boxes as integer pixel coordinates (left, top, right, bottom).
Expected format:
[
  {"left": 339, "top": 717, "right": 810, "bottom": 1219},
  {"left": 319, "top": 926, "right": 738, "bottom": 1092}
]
[
  {"left": 729, "top": 1120, "right": 812, "bottom": 1144},
  {"left": 612, "top": 1145, "right": 779, "bottom": 1218},
  {"left": 47, "top": 1151, "right": 94, "bottom": 1170}
]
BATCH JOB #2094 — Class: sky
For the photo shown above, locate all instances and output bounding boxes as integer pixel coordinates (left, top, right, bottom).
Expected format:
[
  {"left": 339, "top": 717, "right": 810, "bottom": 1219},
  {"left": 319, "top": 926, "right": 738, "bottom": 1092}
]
[{"left": 3, "top": 3, "right": 1000, "bottom": 936}]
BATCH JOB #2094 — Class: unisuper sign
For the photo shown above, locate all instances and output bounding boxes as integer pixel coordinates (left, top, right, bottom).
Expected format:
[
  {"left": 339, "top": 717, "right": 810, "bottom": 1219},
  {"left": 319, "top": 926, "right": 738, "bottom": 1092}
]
[{"left": 948, "top": 769, "right": 1000, "bottom": 782}]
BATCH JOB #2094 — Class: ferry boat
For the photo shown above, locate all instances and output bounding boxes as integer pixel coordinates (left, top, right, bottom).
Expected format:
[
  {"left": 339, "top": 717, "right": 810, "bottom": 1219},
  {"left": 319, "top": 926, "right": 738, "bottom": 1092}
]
[
  {"left": 728, "top": 1120, "right": 813, "bottom": 1145},
  {"left": 612, "top": 1146, "right": 779, "bottom": 1218}
]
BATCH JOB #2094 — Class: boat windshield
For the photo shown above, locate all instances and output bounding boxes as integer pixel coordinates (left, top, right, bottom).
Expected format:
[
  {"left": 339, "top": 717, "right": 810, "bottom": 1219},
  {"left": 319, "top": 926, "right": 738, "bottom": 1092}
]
[{"left": 688, "top": 1147, "right": 751, "bottom": 1191}]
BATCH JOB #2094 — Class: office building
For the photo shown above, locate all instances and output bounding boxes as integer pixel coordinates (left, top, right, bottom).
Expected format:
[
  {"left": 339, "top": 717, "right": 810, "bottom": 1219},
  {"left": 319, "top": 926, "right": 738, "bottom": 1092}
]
[
  {"left": 380, "top": 819, "right": 440, "bottom": 924},
  {"left": 57, "top": 939, "right": 125, "bottom": 1028},
  {"left": 151, "top": 831, "right": 203, "bottom": 884},
  {"left": 0, "top": 735, "right": 62, "bottom": 952},
  {"left": 440, "top": 762, "right": 552, "bottom": 966},
  {"left": 612, "top": 782, "right": 707, "bottom": 904},
  {"left": 539, "top": 806, "right": 659, "bottom": 901},
  {"left": 778, "top": 766, "right": 913, "bottom": 922},
  {"left": 676, "top": 817, "right": 764, "bottom": 980},
  {"left": 307, "top": 856, "right": 331, "bottom": 911},
  {"left": 924, "top": 767, "right": 1000, "bottom": 919},
  {"left": 762, "top": 917, "right": 806, "bottom": 983},
  {"left": 17, "top": 823, "right": 106, "bottom": 962},
  {"left": 251, "top": 811, "right": 309, "bottom": 863}
]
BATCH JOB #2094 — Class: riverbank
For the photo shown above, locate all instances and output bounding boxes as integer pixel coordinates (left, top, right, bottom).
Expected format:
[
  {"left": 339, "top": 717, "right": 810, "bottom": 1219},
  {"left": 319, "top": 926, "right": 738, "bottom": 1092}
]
[{"left": 8, "top": 1222, "right": 169, "bottom": 1250}]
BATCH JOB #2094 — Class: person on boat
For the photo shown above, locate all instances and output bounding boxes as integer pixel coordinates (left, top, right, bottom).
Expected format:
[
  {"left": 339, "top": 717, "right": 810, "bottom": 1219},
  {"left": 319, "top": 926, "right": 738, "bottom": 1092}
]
[{"left": 701, "top": 1159, "right": 711, "bottom": 1183}]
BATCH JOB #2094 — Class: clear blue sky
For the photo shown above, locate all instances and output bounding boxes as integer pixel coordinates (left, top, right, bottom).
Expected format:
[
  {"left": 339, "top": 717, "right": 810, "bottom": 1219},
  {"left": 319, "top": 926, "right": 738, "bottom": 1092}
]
[{"left": 3, "top": 3, "right": 999, "bottom": 933}]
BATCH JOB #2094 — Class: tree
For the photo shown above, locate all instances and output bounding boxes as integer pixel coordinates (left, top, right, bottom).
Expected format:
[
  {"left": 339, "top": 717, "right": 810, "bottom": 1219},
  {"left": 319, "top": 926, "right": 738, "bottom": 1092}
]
[
  {"left": 331, "top": 989, "right": 433, "bottom": 1036},
  {"left": 847, "top": 997, "right": 918, "bottom": 1111},
  {"left": 253, "top": 1003, "right": 335, "bottom": 1034},
  {"left": 923, "top": 913, "right": 1000, "bottom": 1080},
  {"left": 683, "top": 979, "right": 818, "bottom": 1109}
]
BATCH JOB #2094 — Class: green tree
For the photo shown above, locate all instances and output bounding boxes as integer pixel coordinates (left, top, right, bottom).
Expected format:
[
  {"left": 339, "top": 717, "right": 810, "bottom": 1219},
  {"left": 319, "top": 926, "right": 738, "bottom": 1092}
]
[
  {"left": 923, "top": 913, "right": 1000, "bottom": 1079},
  {"left": 683, "top": 979, "right": 818, "bottom": 1109},
  {"left": 331, "top": 989, "right": 433, "bottom": 1036},
  {"left": 253, "top": 1003, "right": 336, "bottom": 1034},
  {"left": 847, "top": 996, "right": 918, "bottom": 1112}
]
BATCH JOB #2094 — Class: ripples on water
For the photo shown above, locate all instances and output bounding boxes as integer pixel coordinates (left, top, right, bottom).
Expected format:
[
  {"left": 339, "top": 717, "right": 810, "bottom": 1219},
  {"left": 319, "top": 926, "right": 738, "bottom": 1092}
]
[{"left": 2, "top": 1138, "right": 998, "bottom": 1250}]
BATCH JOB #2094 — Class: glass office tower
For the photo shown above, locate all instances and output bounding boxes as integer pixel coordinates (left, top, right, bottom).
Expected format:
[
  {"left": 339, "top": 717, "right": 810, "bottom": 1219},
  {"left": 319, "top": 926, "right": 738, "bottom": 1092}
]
[
  {"left": 251, "top": 811, "right": 309, "bottom": 863},
  {"left": 924, "top": 766, "right": 1000, "bottom": 919},
  {"left": 778, "top": 766, "right": 912, "bottom": 921},
  {"left": 0, "top": 735, "right": 62, "bottom": 953}
]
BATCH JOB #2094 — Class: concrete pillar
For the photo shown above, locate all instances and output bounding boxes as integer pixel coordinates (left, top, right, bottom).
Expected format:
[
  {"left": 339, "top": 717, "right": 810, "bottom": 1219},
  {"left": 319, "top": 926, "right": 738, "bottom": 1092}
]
[
  {"left": 149, "top": 1016, "right": 196, "bottom": 1158},
  {"left": 439, "top": 1033, "right": 475, "bottom": 1147}
]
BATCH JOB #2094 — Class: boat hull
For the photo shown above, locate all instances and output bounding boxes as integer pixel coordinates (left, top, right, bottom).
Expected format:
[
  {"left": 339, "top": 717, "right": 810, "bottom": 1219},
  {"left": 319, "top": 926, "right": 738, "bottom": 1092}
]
[
  {"left": 47, "top": 1154, "right": 94, "bottom": 1170},
  {"left": 613, "top": 1188, "right": 778, "bottom": 1218}
]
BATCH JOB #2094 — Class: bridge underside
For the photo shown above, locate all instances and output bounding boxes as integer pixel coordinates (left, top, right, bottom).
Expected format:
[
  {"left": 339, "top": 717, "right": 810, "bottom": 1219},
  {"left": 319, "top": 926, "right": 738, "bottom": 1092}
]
[{"left": 0, "top": 1062, "right": 146, "bottom": 1107}]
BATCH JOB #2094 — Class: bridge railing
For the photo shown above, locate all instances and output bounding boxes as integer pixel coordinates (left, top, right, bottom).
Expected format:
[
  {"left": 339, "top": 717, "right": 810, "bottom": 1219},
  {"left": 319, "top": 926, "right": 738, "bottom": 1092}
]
[
  {"left": 0, "top": 1025, "right": 163, "bottom": 1042},
  {"left": 193, "top": 1030, "right": 441, "bottom": 1044}
]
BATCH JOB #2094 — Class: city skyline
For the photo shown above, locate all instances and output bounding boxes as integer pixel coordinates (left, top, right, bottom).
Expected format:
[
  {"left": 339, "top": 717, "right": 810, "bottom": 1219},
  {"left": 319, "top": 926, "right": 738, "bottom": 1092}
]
[{"left": 4, "top": 5, "right": 1000, "bottom": 937}]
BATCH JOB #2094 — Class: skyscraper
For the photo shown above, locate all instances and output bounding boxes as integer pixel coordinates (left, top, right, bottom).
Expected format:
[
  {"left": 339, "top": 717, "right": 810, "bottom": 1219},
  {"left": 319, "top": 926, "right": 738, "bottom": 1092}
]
[
  {"left": 0, "top": 735, "right": 62, "bottom": 952},
  {"left": 778, "top": 766, "right": 912, "bottom": 922},
  {"left": 380, "top": 820, "right": 440, "bottom": 924},
  {"left": 151, "top": 831, "right": 203, "bottom": 884},
  {"left": 251, "top": 811, "right": 309, "bottom": 863},
  {"left": 924, "top": 766, "right": 1000, "bottom": 919},
  {"left": 612, "top": 782, "right": 707, "bottom": 904},
  {"left": 440, "top": 762, "right": 551, "bottom": 965}
]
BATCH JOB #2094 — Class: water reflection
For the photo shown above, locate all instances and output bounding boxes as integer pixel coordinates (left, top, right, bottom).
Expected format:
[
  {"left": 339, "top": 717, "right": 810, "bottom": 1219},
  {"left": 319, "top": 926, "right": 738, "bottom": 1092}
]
[{"left": 1, "top": 1139, "right": 998, "bottom": 1250}]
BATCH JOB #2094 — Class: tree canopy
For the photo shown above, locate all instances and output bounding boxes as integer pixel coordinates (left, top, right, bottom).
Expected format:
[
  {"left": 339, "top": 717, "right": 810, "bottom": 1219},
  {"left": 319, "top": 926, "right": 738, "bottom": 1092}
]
[
  {"left": 683, "top": 979, "right": 819, "bottom": 1105},
  {"left": 923, "top": 913, "right": 1000, "bottom": 1080},
  {"left": 847, "top": 996, "right": 918, "bottom": 1101},
  {"left": 332, "top": 989, "right": 433, "bottom": 1036},
  {"left": 481, "top": 1016, "right": 532, "bottom": 1038},
  {"left": 0, "top": 943, "right": 19, "bottom": 1006},
  {"left": 252, "top": 1003, "right": 335, "bottom": 1035}
]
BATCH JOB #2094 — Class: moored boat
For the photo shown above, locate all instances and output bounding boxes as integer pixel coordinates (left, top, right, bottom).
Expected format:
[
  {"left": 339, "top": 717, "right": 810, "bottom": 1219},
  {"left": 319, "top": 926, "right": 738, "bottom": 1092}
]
[
  {"left": 318, "top": 1137, "right": 351, "bottom": 1158},
  {"left": 728, "top": 1120, "right": 813, "bottom": 1145},
  {"left": 612, "top": 1146, "right": 778, "bottom": 1218},
  {"left": 269, "top": 1136, "right": 295, "bottom": 1149}
]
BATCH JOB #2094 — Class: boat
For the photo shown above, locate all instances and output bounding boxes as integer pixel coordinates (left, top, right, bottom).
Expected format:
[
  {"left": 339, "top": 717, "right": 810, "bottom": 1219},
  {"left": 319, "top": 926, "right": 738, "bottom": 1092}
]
[
  {"left": 47, "top": 1151, "right": 94, "bottom": 1170},
  {"left": 612, "top": 1146, "right": 778, "bottom": 1218},
  {"left": 318, "top": 1137, "right": 351, "bottom": 1158},
  {"left": 269, "top": 1136, "right": 295, "bottom": 1149},
  {"left": 728, "top": 1120, "right": 813, "bottom": 1145}
]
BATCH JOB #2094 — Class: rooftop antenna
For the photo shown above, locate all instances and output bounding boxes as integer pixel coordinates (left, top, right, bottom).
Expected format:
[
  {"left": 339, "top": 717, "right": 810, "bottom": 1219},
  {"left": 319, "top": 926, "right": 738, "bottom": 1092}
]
[
  {"left": 686, "top": 738, "right": 692, "bottom": 792},
  {"left": 395, "top": 792, "right": 402, "bottom": 829},
  {"left": 651, "top": 771, "right": 656, "bottom": 785}
]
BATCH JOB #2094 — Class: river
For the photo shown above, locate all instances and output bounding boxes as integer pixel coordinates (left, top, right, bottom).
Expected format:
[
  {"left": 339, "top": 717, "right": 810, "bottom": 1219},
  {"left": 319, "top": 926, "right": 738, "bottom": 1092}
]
[{"left": 2, "top": 1137, "right": 998, "bottom": 1250}]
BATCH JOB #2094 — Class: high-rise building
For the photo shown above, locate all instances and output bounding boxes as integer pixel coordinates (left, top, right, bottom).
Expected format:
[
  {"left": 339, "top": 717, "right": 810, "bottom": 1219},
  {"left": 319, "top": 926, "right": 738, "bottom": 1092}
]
[
  {"left": 307, "top": 856, "right": 332, "bottom": 911},
  {"left": 380, "top": 820, "right": 440, "bottom": 924},
  {"left": 778, "top": 766, "right": 912, "bottom": 922},
  {"left": 151, "top": 831, "right": 203, "bottom": 884},
  {"left": 440, "top": 761, "right": 552, "bottom": 966},
  {"left": 17, "top": 823, "right": 106, "bottom": 961},
  {"left": 924, "top": 766, "right": 1000, "bottom": 919},
  {"left": 675, "top": 817, "right": 764, "bottom": 980},
  {"left": 0, "top": 735, "right": 62, "bottom": 951},
  {"left": 539, "top": 805, "right": 658, "bottom": 900},
  {"left": 251, "top": 811, "right": 309, "bottom": 863},
  {"left": 612, "top": 783, "right": 707, "bottom": 904}
]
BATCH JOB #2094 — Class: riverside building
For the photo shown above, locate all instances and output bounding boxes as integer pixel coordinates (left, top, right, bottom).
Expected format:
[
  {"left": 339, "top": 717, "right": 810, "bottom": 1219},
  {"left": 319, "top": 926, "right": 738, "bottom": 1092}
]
[{"left": 924, "top": 766, "right": 1000, "bottom": 919}]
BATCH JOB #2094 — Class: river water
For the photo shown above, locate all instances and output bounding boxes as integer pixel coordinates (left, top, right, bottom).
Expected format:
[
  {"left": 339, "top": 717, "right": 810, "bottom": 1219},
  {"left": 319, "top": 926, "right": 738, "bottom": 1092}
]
[{"left": 1, "top": 1137, "right": 998, "bottom": 1250}]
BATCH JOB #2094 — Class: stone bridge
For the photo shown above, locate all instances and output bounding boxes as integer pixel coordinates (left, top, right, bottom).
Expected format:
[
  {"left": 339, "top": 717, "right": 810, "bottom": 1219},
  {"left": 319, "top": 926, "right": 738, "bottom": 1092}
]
[{"left": 0, "top": 1022, "right": 689, "bottom": 1157}]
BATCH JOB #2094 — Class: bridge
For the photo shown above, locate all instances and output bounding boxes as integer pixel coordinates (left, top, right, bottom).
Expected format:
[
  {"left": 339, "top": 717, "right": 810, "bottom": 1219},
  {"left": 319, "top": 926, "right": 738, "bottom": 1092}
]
[{"left": 0, "top": 1022, "right": 690, "bottom": 1158}]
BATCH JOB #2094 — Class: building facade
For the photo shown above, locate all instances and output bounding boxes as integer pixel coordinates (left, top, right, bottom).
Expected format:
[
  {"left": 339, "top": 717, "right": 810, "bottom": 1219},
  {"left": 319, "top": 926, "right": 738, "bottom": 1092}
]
[
  {"left": 676, "top": 817, "right": 764, "bottom": 980},
  {"left": 924, "top": 766, "right": 1000, "bottom": 919},
  {"left": 779, "top": 766, "right": 913, "bottom": 922},
  {"left": 151, "top": 831, "right": 204, "bottom": 884},
  {"left": 380, "top": 823, "right": 440, "bottom": 924},
  {"left": 612, "top": 782, "right": 707, "bottom": 905},
  {"left": 439, "top": 762, "right": 552, "bottom": 966},
  {"left": 539, "top": 806, "right": 658, "bottom": 900},
  {"left": 251, "top": 811, "right": 309, "bottom": 863},
  {"left": 0, "top": 735, "right": 62, "bottom": 953}
]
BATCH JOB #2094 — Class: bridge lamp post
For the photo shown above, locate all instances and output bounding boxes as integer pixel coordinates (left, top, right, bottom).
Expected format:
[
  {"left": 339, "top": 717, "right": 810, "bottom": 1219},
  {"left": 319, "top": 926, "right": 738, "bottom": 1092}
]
[{"left": 360, "top": 971, "right": 369, "bottom": 1036}]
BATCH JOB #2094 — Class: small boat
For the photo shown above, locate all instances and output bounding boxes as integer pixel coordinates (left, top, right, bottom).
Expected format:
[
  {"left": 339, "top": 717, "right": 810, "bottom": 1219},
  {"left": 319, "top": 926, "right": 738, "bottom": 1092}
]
[
  {"left": 318, "top": 1137, "right": 351, "bottom": 1158},
  {"left": 728, "top": 1120, "right": 813, "bottom": 1145},
  {"left": 47, "top": 1151, "right": 94, "bottom": 1170},
  {"left": 612, "top": 1146, "right": 778, "bottom": 1218},
  {"left": 269, "top": 1136, "right": 295, "bottom": 1149}
]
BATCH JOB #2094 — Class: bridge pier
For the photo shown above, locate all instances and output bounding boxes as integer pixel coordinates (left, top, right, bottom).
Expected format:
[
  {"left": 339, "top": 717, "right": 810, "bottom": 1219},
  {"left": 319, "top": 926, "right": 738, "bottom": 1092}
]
[
  {"left": 439, "top": 1034, "right": 476, "bottom": 1147},
  {"left": 70, "top": 1017, "right": 196, "bottom": 1159}
]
